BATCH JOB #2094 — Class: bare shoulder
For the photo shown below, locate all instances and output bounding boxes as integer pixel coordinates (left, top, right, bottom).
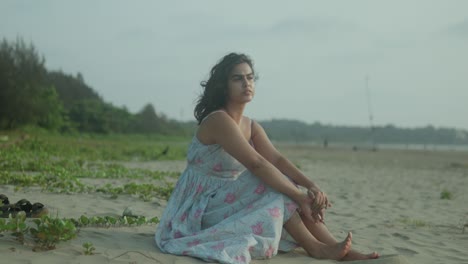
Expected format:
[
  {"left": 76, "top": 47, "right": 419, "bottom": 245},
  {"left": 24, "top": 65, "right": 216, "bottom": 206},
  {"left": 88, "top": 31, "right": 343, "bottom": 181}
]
[
  {"left": 197, "top": 112, "right": 265, "bottom": 169},
  {"left": 196, "top": 111, "right": 235, "bottom": 145}
]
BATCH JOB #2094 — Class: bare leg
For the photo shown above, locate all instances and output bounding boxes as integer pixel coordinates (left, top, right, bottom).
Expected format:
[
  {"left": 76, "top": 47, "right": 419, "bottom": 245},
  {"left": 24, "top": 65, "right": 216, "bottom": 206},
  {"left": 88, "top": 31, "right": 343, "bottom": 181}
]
[
  {"left": 299, "top": 214, "right": 379, "bottom": 261},
  {"left": 283, "top": 212, "right": 352, "bottom": 260}
]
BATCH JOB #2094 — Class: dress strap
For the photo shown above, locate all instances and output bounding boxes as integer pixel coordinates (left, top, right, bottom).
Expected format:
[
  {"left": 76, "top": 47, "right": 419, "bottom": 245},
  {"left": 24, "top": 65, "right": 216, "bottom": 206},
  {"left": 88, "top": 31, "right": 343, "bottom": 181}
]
[{"left": 200, "top": 110, "right": 226, "bottom": 124}]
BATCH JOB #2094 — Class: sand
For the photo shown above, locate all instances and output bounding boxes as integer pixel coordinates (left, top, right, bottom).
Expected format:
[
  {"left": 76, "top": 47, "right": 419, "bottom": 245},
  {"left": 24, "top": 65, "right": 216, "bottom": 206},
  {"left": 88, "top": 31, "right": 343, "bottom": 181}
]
[{"left": 1, "top": 145, "right": 467, "bottom": 264}]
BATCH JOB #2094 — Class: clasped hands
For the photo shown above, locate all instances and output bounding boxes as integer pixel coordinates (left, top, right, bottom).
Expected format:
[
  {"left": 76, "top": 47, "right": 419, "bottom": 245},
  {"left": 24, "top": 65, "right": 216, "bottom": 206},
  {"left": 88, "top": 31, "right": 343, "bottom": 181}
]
[{"left": 298, "top": 187, "right": 331, "bottom": 223}]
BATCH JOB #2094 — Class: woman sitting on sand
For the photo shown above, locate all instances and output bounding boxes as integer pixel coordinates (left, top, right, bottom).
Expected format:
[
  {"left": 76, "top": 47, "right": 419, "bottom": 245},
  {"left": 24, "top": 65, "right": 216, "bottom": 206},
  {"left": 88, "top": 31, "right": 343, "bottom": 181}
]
[{"left": 155, "top": 53, "right": 379, "bottom": 263}]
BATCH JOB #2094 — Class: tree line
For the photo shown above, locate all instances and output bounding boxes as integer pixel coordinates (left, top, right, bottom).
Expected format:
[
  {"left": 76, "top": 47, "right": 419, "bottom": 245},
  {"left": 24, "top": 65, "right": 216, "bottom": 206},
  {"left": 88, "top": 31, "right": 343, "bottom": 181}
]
[
  {"left": 260, "top": 119, "right": 468, "bottom": 146},
  {"left": 0, "top": 37, "right": 191, "bottom": 135}
]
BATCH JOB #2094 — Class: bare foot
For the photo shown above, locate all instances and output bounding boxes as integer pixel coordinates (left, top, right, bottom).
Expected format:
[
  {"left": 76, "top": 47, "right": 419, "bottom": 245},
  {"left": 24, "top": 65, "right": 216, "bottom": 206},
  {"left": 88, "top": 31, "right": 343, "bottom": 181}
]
[
  {"left": 313, "top": 232, "right": 353, "bottom": 260},
  {"left": 342, "top": 250, "right": 379, "bottom": 261}
]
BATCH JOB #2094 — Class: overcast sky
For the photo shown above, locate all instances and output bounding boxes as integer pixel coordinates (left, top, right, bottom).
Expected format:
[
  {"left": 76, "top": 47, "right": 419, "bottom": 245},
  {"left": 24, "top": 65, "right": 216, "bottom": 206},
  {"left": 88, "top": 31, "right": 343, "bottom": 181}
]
[{"left": 1, "top": 1, "right": 467, "bottom": 129}]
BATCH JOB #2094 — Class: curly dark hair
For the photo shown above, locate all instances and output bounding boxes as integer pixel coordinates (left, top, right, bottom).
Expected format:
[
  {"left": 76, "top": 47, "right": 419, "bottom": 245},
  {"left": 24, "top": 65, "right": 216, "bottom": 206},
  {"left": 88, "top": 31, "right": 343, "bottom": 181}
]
[{"left": 194, "top": 52, "right": 257, "bottom": 124}]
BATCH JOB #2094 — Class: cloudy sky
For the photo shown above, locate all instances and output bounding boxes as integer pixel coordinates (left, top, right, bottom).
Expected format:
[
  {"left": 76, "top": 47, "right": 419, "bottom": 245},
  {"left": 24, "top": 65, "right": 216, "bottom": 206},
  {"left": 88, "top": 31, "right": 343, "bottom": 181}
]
[{"left": 1, "top": 1, "right": 467, "bottom": 129}]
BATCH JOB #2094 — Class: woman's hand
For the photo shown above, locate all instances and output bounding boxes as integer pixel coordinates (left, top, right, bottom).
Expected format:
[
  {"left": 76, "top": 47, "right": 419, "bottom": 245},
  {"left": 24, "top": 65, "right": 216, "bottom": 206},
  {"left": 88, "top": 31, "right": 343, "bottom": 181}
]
[
  {"left": 295, "top": 192, "right": 324, "bottom": 223},
  {"left": 307, "top": 187, "right": 331, "bottom": 223},
  {"left": 296, "top": 193, "right": 315, "bottom": 222}
]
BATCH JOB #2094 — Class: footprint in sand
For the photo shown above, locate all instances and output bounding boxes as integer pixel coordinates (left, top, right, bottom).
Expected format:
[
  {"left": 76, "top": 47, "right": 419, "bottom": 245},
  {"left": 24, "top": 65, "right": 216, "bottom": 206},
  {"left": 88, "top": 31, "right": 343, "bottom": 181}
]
[
  {"left": 394, "top": 246, "right": 418, "bottom": 256},
  {"left": 136, "top": 233, "right": 154, "bottom": 238},
  {"left": 392, "top": 232, "right": 410, "bottom": 240}
]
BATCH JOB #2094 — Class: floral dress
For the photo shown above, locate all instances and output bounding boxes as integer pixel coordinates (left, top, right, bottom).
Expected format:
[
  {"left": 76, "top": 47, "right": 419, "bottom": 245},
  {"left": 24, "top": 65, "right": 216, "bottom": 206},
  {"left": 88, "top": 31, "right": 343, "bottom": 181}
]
[{"left": 155, "top": 123, "right": 299, "bottom": 263}]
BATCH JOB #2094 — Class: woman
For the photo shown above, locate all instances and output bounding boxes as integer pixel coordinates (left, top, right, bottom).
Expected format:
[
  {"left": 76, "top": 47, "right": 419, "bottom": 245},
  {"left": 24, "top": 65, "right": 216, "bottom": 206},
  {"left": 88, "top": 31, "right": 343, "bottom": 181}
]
[{"left": 155, "top": 53, "right": 379, "bottom": 263}]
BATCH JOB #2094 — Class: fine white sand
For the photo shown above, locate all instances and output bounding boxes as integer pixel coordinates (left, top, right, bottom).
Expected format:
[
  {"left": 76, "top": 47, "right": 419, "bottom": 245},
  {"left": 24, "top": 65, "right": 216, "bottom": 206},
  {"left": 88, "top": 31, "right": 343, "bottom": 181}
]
[{"left": 1, "top": 145, "right": 467, "bottom": 263}]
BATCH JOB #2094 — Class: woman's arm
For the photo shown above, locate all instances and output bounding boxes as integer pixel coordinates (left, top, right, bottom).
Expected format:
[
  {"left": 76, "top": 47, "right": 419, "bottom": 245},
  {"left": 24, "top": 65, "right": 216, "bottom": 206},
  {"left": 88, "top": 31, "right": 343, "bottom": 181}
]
[
  {"left": 251, "top": 121, "right": 331, "bottom": 217},
  {"left": 250, "top": 121, "right": 318, "bottom": 190},
  {"left": 198, "top": 112, "right": 315, "bottom": 220}
]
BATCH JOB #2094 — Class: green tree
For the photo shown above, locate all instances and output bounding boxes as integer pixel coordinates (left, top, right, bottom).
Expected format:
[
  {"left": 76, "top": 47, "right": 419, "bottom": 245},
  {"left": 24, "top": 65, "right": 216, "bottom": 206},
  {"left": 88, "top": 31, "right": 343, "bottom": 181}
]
[
  {"left": 47, "top": 71, "right": 101, "bottom": 110},
  {"left": 36, "top": 86, "right": 67, "bottom": 130},
  {"left": 68, "top": 99, "right": 108, "bottom": 133},
  {"left": 132, "top": 103, "right": 161, "bottom": 133},
  {"left": 0, "top": 37, "right": 64, "bottom": 129}
]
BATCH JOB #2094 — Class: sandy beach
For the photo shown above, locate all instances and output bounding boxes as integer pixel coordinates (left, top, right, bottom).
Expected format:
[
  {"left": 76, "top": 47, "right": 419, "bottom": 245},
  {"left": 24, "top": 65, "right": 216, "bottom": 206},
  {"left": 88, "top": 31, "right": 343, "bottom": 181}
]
[{"left": 1, "top": 145, "right": 467, "bottom": 264}]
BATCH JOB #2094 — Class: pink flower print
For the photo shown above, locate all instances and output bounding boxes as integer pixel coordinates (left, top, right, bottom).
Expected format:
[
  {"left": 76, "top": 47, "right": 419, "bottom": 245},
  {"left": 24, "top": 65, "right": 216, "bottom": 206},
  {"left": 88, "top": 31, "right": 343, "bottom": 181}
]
[
  {"left": 234, "top": 255, "right": 247, "bottom": 263},
  {"left": 265, "top": 245, "right": 275, "bottom": 258},
  {"left": 254, "top": 183, "right": 266, "bottom": 194},
  {"left": 212, "top": 162, "right": 223, "bottom": 172},
  {"left": 224, "top": 193, "right": 236, "bottom": 204},
  {"left": 196, "top": 184, "right": 203, "bottom": 194},
  {"left": 268, "top": 207, "right": 281, "bottom": 218},
  {"left": 211, "top": 242, "right": 225, "bottom": 250},
  {"left": 187, "top": 239, "right": 201, "bottom": 247},
  {"left": 195, "top": 157, "right": 204, "bottom": 164},
  {"left": 194, "top": 208, "right": 203, "bottom": 218},
  {"left": 286, "top": 202, "right": 298, "bottom": 214},
  {"left": 248, "top": 246, "right": 254, "bottom": 252},
  {"left": 251, "top": 222, "right": 264, "bottom": 235},
  {"left": 173, "top": 231, "right": 183, "bottom": 239},
  {"left": 247, "top": 203, "right": 254, "bottom": 210},
  {"left": 180, "top": 212, "right": 188, "bottom": 222}
]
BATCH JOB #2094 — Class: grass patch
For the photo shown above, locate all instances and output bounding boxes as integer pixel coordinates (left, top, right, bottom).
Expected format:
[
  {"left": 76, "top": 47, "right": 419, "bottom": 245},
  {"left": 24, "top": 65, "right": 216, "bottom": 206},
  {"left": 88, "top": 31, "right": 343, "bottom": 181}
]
[
  {"left": 0, "top": 131, "right": 182, "bottom": 250},
  {"left": 0, "top": 132, "right": 182, "bottom": 200},
  {"left": 397, "top": 217, "right": 429, "bottom": 228},
  {"left": 440, "top": 189, "right": 453, "bottom": 200}
]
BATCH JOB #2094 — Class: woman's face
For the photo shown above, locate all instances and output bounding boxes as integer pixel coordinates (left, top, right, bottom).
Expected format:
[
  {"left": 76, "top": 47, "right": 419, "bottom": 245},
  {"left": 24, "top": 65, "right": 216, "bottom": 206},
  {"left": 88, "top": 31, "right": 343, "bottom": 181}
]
[{"left": 226, "top": 62, "right": 255, "bottom": 104}]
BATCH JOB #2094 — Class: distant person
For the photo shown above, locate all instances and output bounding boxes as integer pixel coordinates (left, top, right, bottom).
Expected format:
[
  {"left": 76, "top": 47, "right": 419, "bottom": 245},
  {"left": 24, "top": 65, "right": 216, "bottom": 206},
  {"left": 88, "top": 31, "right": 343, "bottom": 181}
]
[{"left": 155, "top": 53, "right": 379, "bottom": 263}]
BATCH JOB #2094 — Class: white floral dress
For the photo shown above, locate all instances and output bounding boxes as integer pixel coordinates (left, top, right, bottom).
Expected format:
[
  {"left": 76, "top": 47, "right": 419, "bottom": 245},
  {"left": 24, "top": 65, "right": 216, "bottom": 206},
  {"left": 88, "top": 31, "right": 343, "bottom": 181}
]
[{"left": 155, "top": 123, "right": 299, "bottom": 263}]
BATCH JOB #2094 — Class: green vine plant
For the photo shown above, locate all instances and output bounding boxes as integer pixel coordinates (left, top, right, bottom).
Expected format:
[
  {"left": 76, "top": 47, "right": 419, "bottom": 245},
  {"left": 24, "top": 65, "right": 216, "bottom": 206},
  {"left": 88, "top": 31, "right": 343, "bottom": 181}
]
[
  {"left": 0, "top": 135, "right": 181, "bottom": 202},
  {"left": 30, "top": 216, "right": 77, "bottom": 250},
  {"left": 82, "top": 242, "right": 96, "bottom": 255},
  {"left": 1, "top": 133, "right": 175, "bottom": 251},
  {"left": 0, "top": 213, "right": 159, "bottom": 251},
  {"left": 0, "top": 212, "right": 29, "bottom": 244},
  {"left": 72, "top": 215, "right": 159, "bottom": 228},
  {"left": 440, "top": 189, "right": 453, "bottom": 200}
]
